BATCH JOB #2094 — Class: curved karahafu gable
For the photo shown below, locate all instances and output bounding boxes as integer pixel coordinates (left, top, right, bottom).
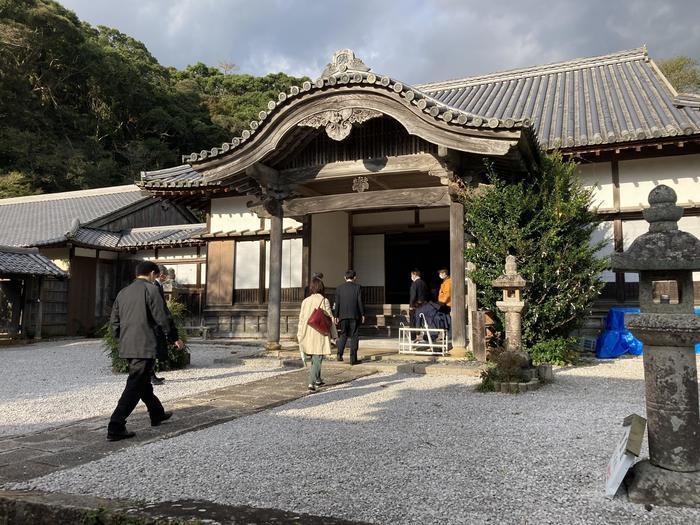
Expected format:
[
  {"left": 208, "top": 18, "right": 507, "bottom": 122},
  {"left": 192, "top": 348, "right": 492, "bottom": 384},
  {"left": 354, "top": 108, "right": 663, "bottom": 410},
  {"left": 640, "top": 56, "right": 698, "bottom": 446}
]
[{"left": 140, "top": 49, "right": 539, "bottom": 194}]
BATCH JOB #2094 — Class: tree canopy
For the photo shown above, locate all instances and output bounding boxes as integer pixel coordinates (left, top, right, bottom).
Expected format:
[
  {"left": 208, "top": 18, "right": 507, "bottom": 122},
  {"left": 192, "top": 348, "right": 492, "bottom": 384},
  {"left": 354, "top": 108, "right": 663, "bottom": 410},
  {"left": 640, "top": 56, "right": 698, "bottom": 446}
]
[
  {"left": 0, "top": 0, "right": 307, "bottom": 197},
  {"left": 657, "top": 56, "right": 700, "bottom": 94}
]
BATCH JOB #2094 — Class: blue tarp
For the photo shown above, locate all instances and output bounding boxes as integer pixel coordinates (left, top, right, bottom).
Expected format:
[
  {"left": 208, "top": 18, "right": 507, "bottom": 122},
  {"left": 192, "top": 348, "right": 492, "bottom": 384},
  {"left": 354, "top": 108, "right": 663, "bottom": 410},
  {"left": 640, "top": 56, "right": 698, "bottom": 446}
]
[{"left": 595, "top": 307, "right": 700, "bottom": 359}]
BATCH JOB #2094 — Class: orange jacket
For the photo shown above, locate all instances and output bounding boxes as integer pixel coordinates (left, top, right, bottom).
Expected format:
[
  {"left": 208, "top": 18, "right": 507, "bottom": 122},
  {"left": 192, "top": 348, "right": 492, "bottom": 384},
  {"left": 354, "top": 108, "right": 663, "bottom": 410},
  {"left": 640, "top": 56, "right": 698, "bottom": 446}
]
[{"left": 438, "top": 277, "right": 452, "bottom": 307}]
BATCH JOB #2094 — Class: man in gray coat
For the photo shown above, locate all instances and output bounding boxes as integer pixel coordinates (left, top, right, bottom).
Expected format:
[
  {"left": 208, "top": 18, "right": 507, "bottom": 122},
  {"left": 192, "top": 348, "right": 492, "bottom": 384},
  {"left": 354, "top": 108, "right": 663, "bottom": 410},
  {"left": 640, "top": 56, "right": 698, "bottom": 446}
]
[{"left": 107, "top": 261, "right": 183, "bottom": 441}]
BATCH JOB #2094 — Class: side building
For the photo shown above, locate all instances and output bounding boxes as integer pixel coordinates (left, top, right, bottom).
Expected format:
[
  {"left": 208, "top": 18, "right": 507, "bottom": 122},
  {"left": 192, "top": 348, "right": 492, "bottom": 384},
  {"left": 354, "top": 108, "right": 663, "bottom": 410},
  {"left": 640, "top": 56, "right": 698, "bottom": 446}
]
[{"left": 0, "top": 185, "right": 204, "bottom": 337}]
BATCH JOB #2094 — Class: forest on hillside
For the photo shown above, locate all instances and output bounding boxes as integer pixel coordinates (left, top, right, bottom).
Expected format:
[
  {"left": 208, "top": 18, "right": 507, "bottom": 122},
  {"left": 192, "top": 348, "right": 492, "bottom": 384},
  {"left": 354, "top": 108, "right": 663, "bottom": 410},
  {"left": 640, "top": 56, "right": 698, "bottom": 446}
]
[
  {"left": 1, "top": 1, "right": 698, "bottom": 199},
  {"left": 0, "top": 0, "right": 307, "bottom": 197}
]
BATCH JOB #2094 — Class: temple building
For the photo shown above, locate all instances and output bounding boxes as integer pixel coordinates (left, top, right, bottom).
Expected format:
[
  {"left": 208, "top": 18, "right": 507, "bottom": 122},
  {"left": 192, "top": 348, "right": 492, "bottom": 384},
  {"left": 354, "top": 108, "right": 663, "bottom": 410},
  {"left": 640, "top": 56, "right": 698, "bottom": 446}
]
[
  {"left": 1, "top": 47, "right": 698, "bottom": 347},
  {"left": 137, "top": 47, "right": 700, "bottom": 350}
]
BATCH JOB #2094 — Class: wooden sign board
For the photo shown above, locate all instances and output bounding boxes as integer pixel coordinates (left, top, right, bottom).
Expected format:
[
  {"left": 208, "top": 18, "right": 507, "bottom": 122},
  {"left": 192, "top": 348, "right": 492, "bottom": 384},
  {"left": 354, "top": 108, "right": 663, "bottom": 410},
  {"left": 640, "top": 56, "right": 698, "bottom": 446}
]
[{"left": 605, "top": 414, "right": 646, "bottom": 498}]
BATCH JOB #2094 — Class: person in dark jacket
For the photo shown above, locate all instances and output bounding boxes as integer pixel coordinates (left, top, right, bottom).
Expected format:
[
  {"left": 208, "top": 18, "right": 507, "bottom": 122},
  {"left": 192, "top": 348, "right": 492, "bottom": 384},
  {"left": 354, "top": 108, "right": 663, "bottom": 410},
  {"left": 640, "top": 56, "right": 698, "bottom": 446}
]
[
  {"left": 332, "top": 270, "right": 365, "bottom": 364},
  {"left": 107, "top": 261, "right": 183, "bottom": 441},
  {"left": 150, "top": 264, "right": 174, "bottom": 385},
  {"left": 409, "top": 269, "right": 431, "bottom": 329}
]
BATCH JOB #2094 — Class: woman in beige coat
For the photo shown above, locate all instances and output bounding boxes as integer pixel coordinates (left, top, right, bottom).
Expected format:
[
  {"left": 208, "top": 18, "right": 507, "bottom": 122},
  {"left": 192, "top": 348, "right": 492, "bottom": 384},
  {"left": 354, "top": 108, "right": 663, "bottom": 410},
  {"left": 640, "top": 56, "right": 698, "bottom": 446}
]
[{"left": 297, "top": 277, "right": 337, "bottom": 391}]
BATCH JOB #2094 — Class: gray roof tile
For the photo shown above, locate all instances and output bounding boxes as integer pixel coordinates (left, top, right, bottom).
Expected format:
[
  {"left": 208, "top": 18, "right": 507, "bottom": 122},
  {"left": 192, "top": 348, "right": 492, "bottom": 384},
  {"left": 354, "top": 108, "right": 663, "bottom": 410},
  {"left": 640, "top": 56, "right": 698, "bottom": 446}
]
[
  {"left": 70, "top": 224, "right": 207, "bottom": 249},
  {"left": 418, "top": 47, "right": 700, "bottom": 150},
  {"left": 0, "top": 186, "right": 147, "bottom": 247},
  {"left": 0, "top": 246, "right": 67, "bottom": 277}
]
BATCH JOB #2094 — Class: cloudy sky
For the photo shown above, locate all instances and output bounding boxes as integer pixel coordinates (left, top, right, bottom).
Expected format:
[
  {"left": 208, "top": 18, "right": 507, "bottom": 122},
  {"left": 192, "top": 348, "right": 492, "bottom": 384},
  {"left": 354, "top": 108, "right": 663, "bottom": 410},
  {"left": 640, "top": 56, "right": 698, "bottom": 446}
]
[{"left": 58, "top": 0, "right": 699, "bottom": 84}]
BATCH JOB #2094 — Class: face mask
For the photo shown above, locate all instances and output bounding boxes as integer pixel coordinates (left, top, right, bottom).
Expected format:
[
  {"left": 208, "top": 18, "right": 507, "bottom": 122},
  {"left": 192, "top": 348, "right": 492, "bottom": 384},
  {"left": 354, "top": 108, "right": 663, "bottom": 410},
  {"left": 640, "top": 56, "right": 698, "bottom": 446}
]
[{"left": 439, "top": 273, "right": 446, "bottom": 280}]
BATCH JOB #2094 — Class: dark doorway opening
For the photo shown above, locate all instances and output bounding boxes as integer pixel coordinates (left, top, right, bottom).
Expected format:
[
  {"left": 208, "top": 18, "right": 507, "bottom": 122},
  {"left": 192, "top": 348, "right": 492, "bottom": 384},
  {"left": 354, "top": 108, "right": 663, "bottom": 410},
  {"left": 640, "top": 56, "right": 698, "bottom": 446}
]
[{"left": 384, "top": 231, "right": 449, "bottom": 304}]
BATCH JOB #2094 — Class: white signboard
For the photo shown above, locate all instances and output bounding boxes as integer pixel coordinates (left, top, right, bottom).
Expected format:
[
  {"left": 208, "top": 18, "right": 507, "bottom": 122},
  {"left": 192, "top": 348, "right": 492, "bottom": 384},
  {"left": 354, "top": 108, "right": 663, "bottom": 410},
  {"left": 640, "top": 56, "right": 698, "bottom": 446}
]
[{"left": 605, "top": 414, "right": 646, "bottom": 498}]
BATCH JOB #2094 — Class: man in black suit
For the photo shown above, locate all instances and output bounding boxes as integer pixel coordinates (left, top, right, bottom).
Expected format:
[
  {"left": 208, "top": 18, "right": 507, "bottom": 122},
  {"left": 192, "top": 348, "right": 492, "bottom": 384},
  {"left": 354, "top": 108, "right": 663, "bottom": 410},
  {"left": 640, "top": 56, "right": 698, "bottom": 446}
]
[
  {"left": 107, "top": 261, "right": 184, "bottom": 441},
  {"left": 150, "top": 264, "right": 173, "bottom": 385},
  {"left": 332, "top": 270, "right": 365, "bottom": 364},
  {"left": 409, "top": 269, "right": 431, "bottom": 328}
]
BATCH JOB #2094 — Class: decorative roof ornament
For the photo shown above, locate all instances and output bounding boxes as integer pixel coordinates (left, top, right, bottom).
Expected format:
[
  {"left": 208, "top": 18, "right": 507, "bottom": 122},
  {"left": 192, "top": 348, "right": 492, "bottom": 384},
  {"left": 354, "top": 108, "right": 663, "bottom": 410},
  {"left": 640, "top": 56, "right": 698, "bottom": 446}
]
[
  {"left": 320, "top": 49, "right": 371, "bottom": 79},
  {"left": 298, "top": 108, "right": 382, "bottom": 141}
]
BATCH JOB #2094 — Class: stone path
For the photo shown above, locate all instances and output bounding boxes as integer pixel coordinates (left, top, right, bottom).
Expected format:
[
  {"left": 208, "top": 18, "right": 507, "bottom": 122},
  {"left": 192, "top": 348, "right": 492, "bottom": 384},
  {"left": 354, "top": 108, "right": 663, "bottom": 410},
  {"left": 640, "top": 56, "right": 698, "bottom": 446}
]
[{"left": 0, "top": 366, "right": 376, "bottom": 485}]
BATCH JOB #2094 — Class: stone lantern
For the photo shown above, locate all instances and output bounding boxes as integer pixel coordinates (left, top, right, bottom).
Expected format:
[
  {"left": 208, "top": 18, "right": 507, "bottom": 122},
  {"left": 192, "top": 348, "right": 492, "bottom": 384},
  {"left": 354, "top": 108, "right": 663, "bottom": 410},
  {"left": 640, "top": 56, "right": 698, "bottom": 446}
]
[
  {"left": 492, "top": 255, "right": 527, "bottom": 353},
  {"left": 611, "top": 184, "right": 700, "bottom": 507}
]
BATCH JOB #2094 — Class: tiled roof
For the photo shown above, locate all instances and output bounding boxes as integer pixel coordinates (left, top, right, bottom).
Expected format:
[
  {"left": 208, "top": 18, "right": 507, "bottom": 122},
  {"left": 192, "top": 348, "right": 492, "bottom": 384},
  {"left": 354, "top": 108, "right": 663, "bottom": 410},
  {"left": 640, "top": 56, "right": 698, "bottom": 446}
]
[
  {"left": 418, "top": 47, "right": 700, "bottom": 150},
  {"left": 118, "top": 224, "right": 207, "bottom": 248},
  {"left": 0, "top": 186, "right": 148, "bottom": 247},
  {"left": 140, "top": 164, "right": 209, "bottom": 190},
  {"left": 0, "top": 246, "right": 67, "bottom": 277},
  {"left": 70, "top": 224, "right": 207, "bottom": 249}
]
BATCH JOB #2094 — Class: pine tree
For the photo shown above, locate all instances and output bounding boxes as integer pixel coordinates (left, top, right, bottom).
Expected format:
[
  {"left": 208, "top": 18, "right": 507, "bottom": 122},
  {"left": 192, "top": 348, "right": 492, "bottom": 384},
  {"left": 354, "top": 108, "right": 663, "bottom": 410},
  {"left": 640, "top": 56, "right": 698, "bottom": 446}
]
[{"left": 463, "top": 152, "right": 608, "bottom": 347}]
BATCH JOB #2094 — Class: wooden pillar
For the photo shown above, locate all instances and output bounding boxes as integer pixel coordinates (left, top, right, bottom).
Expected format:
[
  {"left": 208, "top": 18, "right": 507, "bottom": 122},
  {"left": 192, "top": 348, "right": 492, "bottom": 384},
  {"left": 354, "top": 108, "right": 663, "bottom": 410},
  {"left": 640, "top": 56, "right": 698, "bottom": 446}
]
[
  {"left": 302, "top": 215, "right": 312, "bottom": 288},
  {"left": 611, "top": 159, "right": 625, "bottom": 303},
  {"left": 266, "top": 206, "right": 283, "bottom": 351},
  {"left": 450, "top": 199, "right": 467, "bottom": 355},
  {"left": 34, "top": 277, "right": 43, "bottom": 340}
]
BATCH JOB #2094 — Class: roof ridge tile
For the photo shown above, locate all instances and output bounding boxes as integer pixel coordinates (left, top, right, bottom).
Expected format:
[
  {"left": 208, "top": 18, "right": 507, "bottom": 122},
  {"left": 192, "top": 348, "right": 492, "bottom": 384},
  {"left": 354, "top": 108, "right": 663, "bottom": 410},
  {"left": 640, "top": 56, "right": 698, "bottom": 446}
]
[{"left": 417, "top": 47, "right": 648, "bottom": 92}]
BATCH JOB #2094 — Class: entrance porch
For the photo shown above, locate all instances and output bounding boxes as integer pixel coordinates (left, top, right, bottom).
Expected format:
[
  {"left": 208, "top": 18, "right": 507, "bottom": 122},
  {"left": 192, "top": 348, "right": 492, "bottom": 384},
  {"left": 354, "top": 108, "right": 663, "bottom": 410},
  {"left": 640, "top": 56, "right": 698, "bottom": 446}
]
[{"left": 140, "top": 49, "right": 539, "bottom": 357}]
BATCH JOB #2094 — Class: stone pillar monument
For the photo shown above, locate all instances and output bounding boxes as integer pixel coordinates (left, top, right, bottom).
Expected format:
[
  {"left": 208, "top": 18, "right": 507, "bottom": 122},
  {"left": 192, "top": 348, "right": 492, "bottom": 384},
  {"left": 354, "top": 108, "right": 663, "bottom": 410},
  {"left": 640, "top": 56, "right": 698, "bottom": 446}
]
[
  {"left": 492, "top": 255, "right": 527, "bottom": 353},
  {"left": 612, "top": 184, "right": 700, "bottom": 507}
]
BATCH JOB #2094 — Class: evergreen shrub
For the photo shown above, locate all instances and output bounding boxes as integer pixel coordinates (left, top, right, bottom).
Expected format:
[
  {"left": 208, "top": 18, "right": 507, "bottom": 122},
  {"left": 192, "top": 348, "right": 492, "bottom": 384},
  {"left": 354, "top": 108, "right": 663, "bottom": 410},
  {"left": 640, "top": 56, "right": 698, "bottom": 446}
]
[
  {"left": 463, "top": 152, "right": 609, "bottom": 349},
  {"left": 528, "top": 337, "right": 580, "bottom": 366}
]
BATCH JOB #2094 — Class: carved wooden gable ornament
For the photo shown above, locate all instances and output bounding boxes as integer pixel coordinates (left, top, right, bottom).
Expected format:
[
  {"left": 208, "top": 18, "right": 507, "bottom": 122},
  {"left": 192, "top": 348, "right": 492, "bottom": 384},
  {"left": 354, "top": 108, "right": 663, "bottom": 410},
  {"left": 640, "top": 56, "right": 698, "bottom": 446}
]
[{"left": 297, "top": 49, "right": 384, "bottom": 141}]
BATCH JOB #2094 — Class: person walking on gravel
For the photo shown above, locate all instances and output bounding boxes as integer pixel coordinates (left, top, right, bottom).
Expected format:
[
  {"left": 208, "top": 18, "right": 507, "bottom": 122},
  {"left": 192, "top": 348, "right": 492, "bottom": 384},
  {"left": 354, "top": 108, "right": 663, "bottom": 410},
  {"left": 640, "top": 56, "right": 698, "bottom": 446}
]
[
  {"left": 107, "top": 261, "right": 184, "bottom": 441},
  {"left": 297, "top": 276, "right": 337, "bottom": 392}
]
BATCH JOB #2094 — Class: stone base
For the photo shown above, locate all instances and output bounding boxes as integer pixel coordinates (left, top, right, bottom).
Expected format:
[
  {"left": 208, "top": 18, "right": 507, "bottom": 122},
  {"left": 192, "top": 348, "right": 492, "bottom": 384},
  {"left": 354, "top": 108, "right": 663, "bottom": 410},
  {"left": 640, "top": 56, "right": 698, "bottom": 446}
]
[
  {"left": 449, "top": 346, "right": 469, "bottom": 358},
  {"left": 264, "top": 341, "right": 282, "bottom": 352},
  {"left": 625, "top": 459, "right": 700, "bottom": 508}
]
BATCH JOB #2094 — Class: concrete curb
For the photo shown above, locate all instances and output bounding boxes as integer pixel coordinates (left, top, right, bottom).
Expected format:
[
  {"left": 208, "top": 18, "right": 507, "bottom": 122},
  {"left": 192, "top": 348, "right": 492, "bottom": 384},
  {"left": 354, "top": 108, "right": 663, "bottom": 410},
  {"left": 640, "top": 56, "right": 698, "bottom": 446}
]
[{"left": 0, "top": 489, "right": 370, "bottom": 524}]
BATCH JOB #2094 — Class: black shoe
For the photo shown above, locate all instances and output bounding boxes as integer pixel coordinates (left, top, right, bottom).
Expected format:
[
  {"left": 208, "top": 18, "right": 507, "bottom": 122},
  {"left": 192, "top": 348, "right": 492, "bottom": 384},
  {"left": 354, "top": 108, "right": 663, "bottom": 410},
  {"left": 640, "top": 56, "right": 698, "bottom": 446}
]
[
  {"left": 307, "top": 384, "right": 317, "bottom": 392},
  {"left": 151, "top": 376, "right": 165, "bottom": 385},
  {"left": 336, "top": 356, "right": 343, "bottom": 362},
  {"left": 151, "top": 412, "right": 173, "bottom": 427},
  {"left": 314, "top": 380, "right": 325, "bottom": 386},
  {"left": 350, "top": 360, "right": 363, "bottom": 366},
  {"left": 107, "top": 430, "right": 136, "bottom": 442}
]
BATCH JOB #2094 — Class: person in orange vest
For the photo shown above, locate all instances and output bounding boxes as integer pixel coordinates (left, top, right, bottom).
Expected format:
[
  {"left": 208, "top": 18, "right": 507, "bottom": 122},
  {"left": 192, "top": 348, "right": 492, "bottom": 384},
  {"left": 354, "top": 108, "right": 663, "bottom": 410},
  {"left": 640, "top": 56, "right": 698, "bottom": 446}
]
[{"left": 437, "top": 267, "right": 452, "bottom": 312}]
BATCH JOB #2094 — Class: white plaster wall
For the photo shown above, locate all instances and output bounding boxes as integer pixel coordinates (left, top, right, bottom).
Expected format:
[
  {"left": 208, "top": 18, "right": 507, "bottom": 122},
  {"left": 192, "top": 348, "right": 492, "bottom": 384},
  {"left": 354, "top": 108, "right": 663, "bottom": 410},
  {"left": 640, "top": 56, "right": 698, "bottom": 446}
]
[
  {"left": 210, "top": 196, "right": 260, "bottom": 232},
  {"left": 576, "top": 162, "right": 614, "bottom": 211},
  {"left": 352, "top": 210, "right": 414, "bottom": 227},
  {"left": 74, "top": 247, "right": 97, "bottom": 258},
  {"left": 170, "top": 263, "right": 198, "bottom": 285},
  {"left": 419, "top": 207, "right": 450, "bottom": 223},
  {"left": 265, "top": 238, "right": 303, "bottom": 288},
  {"left": 200, "top": 263, "right": 207, "bottom": 285},
  {"left": 153, "top": 247, "right": 198, "bottom": 260},
  {"left": 619, "top": 154, "right": 700, "bottom": 209},
  {"left": 235, "top": 240, "right": 260, "bottom": 289},
  {"left": 353, "top": 235, "right": 385, "bottom": 286},
  {"left": 591, "top": 221, "right": 615, "bottom": 282},
  {"left": 98, "top": 251, "right": 118, "bottom": 260},
  {"left": 263, "top": 217, "right": 304, "bottom": 229},
  {"left": 311, "top": 212, "right": 349, "bottom": 285}
]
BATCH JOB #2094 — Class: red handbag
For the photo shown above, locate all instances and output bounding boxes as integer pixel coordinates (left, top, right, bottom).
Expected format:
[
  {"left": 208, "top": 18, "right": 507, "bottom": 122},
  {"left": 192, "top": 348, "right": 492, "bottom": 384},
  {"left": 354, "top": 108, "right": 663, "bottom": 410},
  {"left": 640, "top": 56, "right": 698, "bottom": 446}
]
[{"left": 307, "top": 298, "right": 332, "bottom": 336}]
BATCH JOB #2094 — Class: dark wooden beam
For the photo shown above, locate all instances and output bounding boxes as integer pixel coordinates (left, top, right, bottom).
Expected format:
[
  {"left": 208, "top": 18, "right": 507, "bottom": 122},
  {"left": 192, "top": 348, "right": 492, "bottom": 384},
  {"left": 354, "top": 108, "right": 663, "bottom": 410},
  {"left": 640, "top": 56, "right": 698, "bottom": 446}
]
[{"left": 252, "top": 187, "right": 450, "bottom": 217}]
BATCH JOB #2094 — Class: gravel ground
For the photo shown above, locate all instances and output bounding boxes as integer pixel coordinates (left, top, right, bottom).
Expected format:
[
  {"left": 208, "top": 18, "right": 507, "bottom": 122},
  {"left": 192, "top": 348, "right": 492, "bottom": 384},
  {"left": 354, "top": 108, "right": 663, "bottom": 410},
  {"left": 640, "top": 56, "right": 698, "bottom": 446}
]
[
  {"left": 0, "top": 339, "right": 286, "bottom": 437},
  {"left": 16, "top": 356, "right": 700, "bottom": 524}
]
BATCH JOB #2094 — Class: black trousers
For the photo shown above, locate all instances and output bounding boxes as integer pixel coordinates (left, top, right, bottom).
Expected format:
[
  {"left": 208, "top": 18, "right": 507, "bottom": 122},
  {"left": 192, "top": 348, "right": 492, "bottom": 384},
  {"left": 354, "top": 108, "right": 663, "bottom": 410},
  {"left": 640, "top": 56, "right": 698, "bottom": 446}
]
[
  {"left": 108, "top": 358, "right": 165, "bottom": 433},
  {"left": 337, "top": 318, "right": 360, "bottom": 363}
]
